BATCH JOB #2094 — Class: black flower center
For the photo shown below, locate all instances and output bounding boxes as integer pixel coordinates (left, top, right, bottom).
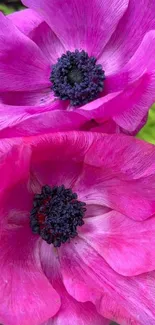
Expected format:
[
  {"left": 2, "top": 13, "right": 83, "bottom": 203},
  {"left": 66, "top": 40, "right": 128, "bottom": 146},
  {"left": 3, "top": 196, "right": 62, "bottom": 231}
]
[
  {"left": 50, "top": 50, "right": 105, "bottom": 107},
  {"left": 30, "top": 185, "right": 86, "bottom": 247}
]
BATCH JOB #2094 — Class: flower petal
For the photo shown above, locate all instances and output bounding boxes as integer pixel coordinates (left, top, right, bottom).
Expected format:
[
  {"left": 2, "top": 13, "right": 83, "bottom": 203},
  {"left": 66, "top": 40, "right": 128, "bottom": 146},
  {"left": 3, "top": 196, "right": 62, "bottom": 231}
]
[
  {"left": 22, "top": 0, "right": 129, "bottom": 57},
  {"left": 0, "top": 88, "right": 54, "bottom": 106},
  {"left": 43, "top": 305, "right": 109, "bottom": 325},
  {"left": 0, "top": 13, "right": 51, "bottom": 91},
  {"left": 40, "top": 241, "right": 109, "bottom": 325},
  {"left": 99, "top": 0, "right": 155, "bottom": 74},
  {"left": 80, "top": 31, "right": 155, "bottom": 133},
  {"left": 79, "top": 211, "right": 155, "bottom": 276},
  {"left": 0, "top": 138, "right": 61, "bottom": 324},
  {"left": 73, "top": 134, "right": 155, "bottom": 220},
  {"left": 9, "top": 10, "right": 65, "bottom": 65},
  {"left": 8, "top": 9, "right": 43, "bottom": 37},
  {"left": 27, "top": 132, "right": 100, "bottom": 193},
  {"left": 0, "top": 224, "right": 60, "bottom": 325},
  {"left": 0, "top": 104, "right": 88, "bottom": 136},
  {"left": 0, "top": 137, "right": 30, "bottom": 197},
  {"left": 30, "top": 22, "right": 65, "bottom": 64},
  {"left": 85, "top": 204, "right": 111, "bottom": 218},
  {"left": 112, "top": 31, "right": 155, "bottom": 131},
  {"left": 60, "top": 238, "right": 155, "bottom": 325}
]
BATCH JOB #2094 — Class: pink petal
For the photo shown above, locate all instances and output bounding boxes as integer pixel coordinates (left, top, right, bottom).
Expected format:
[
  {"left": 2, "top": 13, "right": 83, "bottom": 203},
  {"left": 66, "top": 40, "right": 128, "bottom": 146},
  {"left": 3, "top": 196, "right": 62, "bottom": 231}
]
[
  {"left": 26, "top": 131, "right": 100, "bottom": 164},
  {"left": 30, "top": 22, "right": 65, "bottom": 64},
  {"left": 0, "top": 137, "right": 30, "bottom": 199},
  {"left": 60, "top": 238, "right": 155, "bottom": 325},
  {"left": 85, "top": 204, "right": 111, "bottom": 218},
  {"left": 80, "top": 31, "right": 155, "bottom": 133},
  {"left": 27, "top": 132, "right": 100, "bottom": 193},
  {"left": 0, "top": 13, "right": 51, "bottom": 91},
  {"left": 40, "top": 241, "right": 109, "bottom": 325},
  {"left": 22, "top": 0, "right": 129, "bottom": 57},
  {"left": 2, "top": 182, "right": 34, "bottom": 226},
  {"left": 43, "top": 305, "right": 109, "bottom": 325},
  {"left": 31, "top": 159, "right": 83, "bottom": 192},
  {"left": 0, "top": 105, "right": 88, "bottom": 137},
  {"left": 9, "top": 10, "right": 65, "bottom": 65},
  {"left": 0, "top": 88, "right": 54, "bottom": 106},
  {"left": 73, "top": 134, "right": 155, "bottom": 220},
  {"left": 112, "top": 31, "right": 155, "bottom": 131},
  {"left": 78, "top": 92, "right": 122, "bottom": 119},
  {"left": 79, "top": 210, "right": 155, "bottom": 276},
  {"left": 99, "top": 0, "right": 155, "bottom": 74},
  {"left": 89, "top": 120, "right": 120, "bottom": 134},
  {"left": 0, "top": 224, "right": 60, "bottom": 325},
  {"left": 120, "top": 113, "right": 148, "bottom": 136},
  {"left": 8, "top": 9, "right": 43, "bottom": 37}
]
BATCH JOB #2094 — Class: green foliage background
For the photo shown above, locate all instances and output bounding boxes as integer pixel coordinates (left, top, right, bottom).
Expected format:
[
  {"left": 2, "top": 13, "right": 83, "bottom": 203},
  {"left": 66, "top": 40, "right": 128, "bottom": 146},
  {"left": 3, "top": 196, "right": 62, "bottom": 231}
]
[
  {"left": 137, "top": 105, "right": 155, "bottom": 144},
  {"left": 0, "top": 0, "right": 24, "bottom": 14}
]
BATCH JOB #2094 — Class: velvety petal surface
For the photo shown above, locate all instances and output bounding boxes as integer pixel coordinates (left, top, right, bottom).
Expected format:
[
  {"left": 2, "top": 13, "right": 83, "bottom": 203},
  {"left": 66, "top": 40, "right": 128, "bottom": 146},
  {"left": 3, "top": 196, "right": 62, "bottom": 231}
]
[
  {"left": 112, "top": 31, "right": 155, "bottom": 131},
  {"left": 0, "top": 103, "right": 88, "bottom": 137},
  {"left": 40, "top": 241, "right": 110, "bottom": 325},
  {"left": 0, "top": 223, "right": 60, "bottom": 325},
  {"left": 0, "top": 88, "right": 54, "bottom": 107},
  {"left": 0, "top": 137, "right": 61, "bottom": 324},
  {"left": 9, "top": 11, "right": 65, "bottom": 65},
  {"left": 30, "top": 22, "right": 65, "bottom": 64},
  {"left": 28, "top": 132, "right": 101, "bottom": 195},
  {"left": 8, "top": 9, "right": 43, "bottom": 37},
  {"left": 60, "top": 238, "right": 155, "bottom": 325},
  {"left": 73, "top": 134, "right": 155, "bottom": 220},
  {"left": 0, "top": 137, "right": 30, "bottom": 197},
  {"left": 79, "top": 211, "right": 155, "bottom": 276},
  {"left": 0, "top": 13, "right": 51, "bottom": 91},
  {"left": 80, "top": 31, "right": 155, "bottom": 132},
  {"left": 99, "top": 0, "right": 155, "bottom": 74},
  {"left": 22, "top": 0, "right": 129, "bottom": 57}
]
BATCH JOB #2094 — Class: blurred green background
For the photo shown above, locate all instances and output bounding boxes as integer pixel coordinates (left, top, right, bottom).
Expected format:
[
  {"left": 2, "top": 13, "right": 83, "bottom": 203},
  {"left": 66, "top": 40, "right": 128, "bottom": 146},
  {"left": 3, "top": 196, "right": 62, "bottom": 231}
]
[
  {"left": 137, "top": 104, "right": 155, "bottom": 144},
  {"left": 0, "top": 2, "right": 155, "bottom": 325},
  {"left": 0, "top": 0, "right": 24, "bottom": 14}
]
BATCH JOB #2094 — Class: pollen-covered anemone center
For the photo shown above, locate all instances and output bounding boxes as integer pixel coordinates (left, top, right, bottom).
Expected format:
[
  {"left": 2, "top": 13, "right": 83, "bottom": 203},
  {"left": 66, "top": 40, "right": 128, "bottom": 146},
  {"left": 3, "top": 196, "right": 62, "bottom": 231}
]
[
  {"left": 30, "top": 185, "right": 86, "bottom": 247},
  {"left": 50, "top": 50, "right": 105, "bottom": 107}
]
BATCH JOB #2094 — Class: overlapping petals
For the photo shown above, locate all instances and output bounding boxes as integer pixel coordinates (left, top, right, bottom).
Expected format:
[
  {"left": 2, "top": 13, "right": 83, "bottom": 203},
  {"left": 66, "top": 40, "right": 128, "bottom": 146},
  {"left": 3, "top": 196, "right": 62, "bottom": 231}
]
[
  {"left": 0, "top": 131, "right": 155, "bottom": 324},
  {"left": 0, "top": 0, "right": 154, "bottom": 135}
]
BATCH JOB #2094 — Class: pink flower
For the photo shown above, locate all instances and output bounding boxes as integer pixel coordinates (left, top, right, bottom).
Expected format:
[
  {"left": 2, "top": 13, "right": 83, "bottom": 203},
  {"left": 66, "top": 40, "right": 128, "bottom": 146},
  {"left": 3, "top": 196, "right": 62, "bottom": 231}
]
[
  {"left": 0, "top": 0, "right": 155, "bottom": 136},
  {"left": 1, "top": 131, "right": 155, "bottom": 325}
]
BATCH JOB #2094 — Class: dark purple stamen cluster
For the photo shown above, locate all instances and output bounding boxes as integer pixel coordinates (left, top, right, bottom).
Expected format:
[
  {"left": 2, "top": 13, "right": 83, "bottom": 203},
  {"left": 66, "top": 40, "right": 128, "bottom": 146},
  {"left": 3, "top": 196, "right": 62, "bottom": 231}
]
[
  {"left": 50, "top": 50, "right": 105, "bottom": 106},
  {"left": 30, "top": 185, "right": 86, "bottom": 247}
]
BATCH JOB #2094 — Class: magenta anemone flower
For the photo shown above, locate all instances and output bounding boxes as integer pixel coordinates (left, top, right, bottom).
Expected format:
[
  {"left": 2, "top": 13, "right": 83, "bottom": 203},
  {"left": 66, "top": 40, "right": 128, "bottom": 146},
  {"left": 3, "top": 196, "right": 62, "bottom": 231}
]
[
  {"left": 0, "top": 0, "right": 155, "bottom": 136},
  {"left": 1, "top": 131, "right": 155, "bottom": 325}
]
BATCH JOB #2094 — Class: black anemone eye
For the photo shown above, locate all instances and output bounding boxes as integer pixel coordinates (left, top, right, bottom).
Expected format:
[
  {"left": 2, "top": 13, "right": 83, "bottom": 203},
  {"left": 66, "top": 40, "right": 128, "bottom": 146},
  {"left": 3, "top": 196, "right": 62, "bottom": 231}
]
[
  {"left": 30, "top": 185, "right": 86, "bottom": 247},
  {"left": 50, "top": 50, "right": 105, "bottom": 107}
]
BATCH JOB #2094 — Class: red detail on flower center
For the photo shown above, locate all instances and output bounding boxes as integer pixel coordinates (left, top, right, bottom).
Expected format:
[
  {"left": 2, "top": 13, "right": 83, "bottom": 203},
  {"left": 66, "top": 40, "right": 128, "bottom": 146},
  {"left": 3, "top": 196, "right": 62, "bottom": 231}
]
[{"left": 38, "top": 213, "right": 45, "bottom": 225}]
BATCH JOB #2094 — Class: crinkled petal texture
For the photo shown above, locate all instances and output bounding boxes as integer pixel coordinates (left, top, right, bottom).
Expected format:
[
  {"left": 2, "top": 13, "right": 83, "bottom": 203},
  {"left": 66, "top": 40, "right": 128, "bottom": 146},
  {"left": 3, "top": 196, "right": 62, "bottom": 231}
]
[
  {"left": 0, "top": 139, "right": 61, "bottom": 325},
  {"left": 40, "top": 241, "right": 109, "bottom": 325},
  {"left": 1, "top": 132, "right": 155, "bottom": 324},
  {"left": 0, "top": 103, "right": 88, "bottom": 138},
  {"left": 60, "top": 239, "right": 155, "bottom": 325}
]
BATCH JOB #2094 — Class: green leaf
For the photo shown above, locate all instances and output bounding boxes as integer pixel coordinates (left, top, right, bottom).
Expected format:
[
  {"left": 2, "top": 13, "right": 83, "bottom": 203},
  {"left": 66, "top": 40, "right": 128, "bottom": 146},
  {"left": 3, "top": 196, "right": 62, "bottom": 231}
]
[
  {"left": 0, "top": 4, "right": 15, "bottom": 14},
  {"left": 137, "top": 105, "right": 155, "bottom": 144}
]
